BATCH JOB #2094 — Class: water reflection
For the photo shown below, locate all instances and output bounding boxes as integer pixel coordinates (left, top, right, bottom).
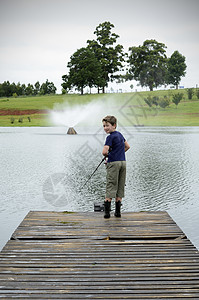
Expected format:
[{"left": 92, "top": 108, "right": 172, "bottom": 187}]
[{"left": 125, "top": 132, "right": 192, "bottom": 211}]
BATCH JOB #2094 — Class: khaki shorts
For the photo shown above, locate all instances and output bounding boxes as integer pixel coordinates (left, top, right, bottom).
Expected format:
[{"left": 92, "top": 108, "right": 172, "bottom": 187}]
[{"left": 106, "top": 161, "right": 126, "bottom": 199}]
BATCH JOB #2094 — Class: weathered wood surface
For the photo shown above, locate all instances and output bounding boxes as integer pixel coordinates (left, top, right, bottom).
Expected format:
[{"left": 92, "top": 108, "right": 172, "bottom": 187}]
[{"left": 0, "top": 211, "right": 199, "bottom": 299}]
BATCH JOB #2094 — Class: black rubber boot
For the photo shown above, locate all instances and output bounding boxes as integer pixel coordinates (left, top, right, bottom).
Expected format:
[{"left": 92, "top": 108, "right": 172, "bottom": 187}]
[
  {"left": 104, "top": 201, "right": 111, "bottom": 219},
  {"left": 114, "top": 201, "right": 122, "bottom": 217}
]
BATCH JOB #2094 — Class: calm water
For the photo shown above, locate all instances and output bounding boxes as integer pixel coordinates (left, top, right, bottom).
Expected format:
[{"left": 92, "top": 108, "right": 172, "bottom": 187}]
[{"left": 0, "top": 126, "right": 199, "bottom": 250}]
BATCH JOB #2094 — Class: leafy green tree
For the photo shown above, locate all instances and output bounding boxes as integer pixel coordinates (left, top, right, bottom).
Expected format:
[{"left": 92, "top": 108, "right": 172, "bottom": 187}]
[
  {"left": 127, "top": 39, "right": 168, "bottom": 91},
  {"left": 158, "top": 96, "right": 170, "bottom": 109},
  {"left": 187, "top": 88, "right": 194, "bottom": 100},
  {"left": 172, "top": 92, "right": 183, "bottom": 108},
  {"left": 25, "top": 83, "right": 34, "bottom": 95},
  {"left": 40, "top": 79, "right": 56, "bottom": 95},
  {"left": 0, "top": 80, "right": 56, "bottom": 96},
  {"left": 0, "top": 81, "right": 12, "bottom": 97},
  {"left": 166, "top": 51, "right": 186, "bottom": 89},
  {"left": 15, "top": 82, "right": 23, "bottom": 96},
  {"left": 48, "top": 81, "right": 57, "bottom": 94},
  {"left": 152, "top": 96, "right": 159, "bottom": 107},
  {"left": 61, "top": 88, "right": 67, "bottom": 95},
  {"left": 144, "top": 96, "right": 153, "bottom": 107},
  {"left": 144, "top": 95, "right": 159, "bottom": 108},
  {"left": 62, "top": 75, "right": 71, "bottom": 93},
  {"left": 0, "top": 81, "right": 13, "bottom": 97},
  {"left": 196, "top": 89, "right": 199, "bottom": 99},
  {"left": 0, "top": 84, "right": 3, "bottom": 97},
  {"left": 87, "top": 21, "right": 125, "bottom": 93},
  {"left": 62, "top": 47, "right": 104, "bottom": 95},
  {"left": 21, "top": 84, "right": 26, "bottom": 95},
  {"left": 34, "top": 81, "right": 40, "bottom": 95},
  {"left": 11, "top": 82, "right": 17, "bottom": 95}
]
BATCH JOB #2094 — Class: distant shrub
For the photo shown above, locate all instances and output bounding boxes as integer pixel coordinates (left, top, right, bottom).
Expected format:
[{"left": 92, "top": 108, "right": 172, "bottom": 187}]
[
  {"left": 10, "top": 117, "right": 15, "bottom": 124},
  {"left": 172, "top": 92, "right": 183, "bottom": 108},
  {"left": 152, "top": 96, "right": 159, "bottom": 107},
  {"left": 158, "top": 96, "right": 170, "bottom": 109},
  {"left": 187, "top": 88, "right": 194, "bottom": 100},
  {"left": 144, "top": 96, "right": 153, "bottom": 107},
  {"left": 62, "top": 88, "right": 66, "bottom": 95},
  {"left": 196, "top": 89, "right": 199, "bottom": 99}
]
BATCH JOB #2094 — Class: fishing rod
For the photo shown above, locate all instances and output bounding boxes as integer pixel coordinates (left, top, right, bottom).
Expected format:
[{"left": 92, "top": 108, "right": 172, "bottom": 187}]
[{"left": 80, "top": 156, "right": 106, "bottom": 190}]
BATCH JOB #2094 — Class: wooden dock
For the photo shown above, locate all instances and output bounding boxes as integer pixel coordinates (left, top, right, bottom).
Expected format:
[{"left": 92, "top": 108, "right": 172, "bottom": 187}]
[{"left": 0, "top": 211, "right": 199, "bottom": 299}]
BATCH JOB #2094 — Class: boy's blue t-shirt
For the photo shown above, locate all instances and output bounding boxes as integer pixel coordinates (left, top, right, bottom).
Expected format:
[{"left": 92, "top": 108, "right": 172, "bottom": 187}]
[{"left": 105, "top": 131, "right": 126, "bottom": 162}]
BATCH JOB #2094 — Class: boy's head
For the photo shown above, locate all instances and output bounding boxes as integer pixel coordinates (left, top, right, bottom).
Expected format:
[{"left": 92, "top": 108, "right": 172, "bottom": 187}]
[{"left": 102, "top": 115, "right": 117, "bottom": 134}]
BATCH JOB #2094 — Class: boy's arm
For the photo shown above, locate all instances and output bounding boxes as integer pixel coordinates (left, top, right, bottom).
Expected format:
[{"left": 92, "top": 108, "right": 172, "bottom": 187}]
[
  {"left": 124, "top": 141, "right": 130, "bottom": 152},
  {"left": 102, "top": 145, "right": 110, "bottom": 157}
]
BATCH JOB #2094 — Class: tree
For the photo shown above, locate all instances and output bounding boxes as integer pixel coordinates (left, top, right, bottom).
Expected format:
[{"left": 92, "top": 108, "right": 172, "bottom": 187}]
[
  {"left": 0, "top": 84, "right": 3, "bottom": 97},
  {"left": 62, "top": 47, "right": 104, "bottom": 95},
  {"left": 25, "top": 83, "right": 34, "bottom": 95},
  {"left": 16, "top": 82, "right": 23, "bottom": 96},
  {"left": 34, "top": 81, "right": 40, "bottom": 95},
  {"left": 172, "top": 92, "right": 183, "bottom": 108},
  {"left": 159, "top": 96, "right": 170, "bottom": 109},
  {"left": 144, "top": 96, "right": 153, "bottom": 108},
  {"left": 87, "top": 21, "right": 125, "bottom": 93},
  {"left": 47, "top": 81, "right": 57, "bottom": 94},
  {"left": 127, "top": 39, "right": 168, "bottom": 91},
  {"left": 144, "top": 95, "right": 159, "bottom": 108},
  {"left": 196, "top": 89, "right": 199, "bottom": 99},
  {"left": 0, "top": 80, "right": 56, "bottom": 96},
  {"left": 21, "top": 84, "right": 26, "bottom": 95},
  {"left": 187, "top": 88, "right": 194, "bottom": 100},
  {"left": 0, "top": 81, "right": 12, "bottom": 97},
  {"left": 152, "top": 96, "right": 159, "bottom": 107},
  {"left": 40, "top": 79, "right": 56, "bottom": 95},
  {"left": 166, "top": 51, "right": 186, "bottom": 89}
]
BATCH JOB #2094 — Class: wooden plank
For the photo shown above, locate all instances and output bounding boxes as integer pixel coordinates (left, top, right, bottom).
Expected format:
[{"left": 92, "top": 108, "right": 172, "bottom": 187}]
[{"left": 0, "top": 211, "right": 199, "bottom": 299}]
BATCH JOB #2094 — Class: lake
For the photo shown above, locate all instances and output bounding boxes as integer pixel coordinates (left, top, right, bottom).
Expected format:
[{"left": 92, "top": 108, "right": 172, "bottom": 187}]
[{"left": 0, "top": 126, "right": 199, "bottom": 250}]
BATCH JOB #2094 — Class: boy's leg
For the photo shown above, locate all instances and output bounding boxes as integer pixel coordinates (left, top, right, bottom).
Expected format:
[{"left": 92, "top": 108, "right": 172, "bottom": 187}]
[
  {"left": 115, "top": 162, "right": 126, "bottom": 217},
  {"left": 116, "top": 197, "right": 122, "bottom": 202},
  {"left": 104, "top": 199, "right": 111, "bottom": 218},
  {"left": 105, "top": 162, "right": 120, "bottom": 199},
  {"left": 116, "top": 161, "right": 126, "bottom": 199},
  {"left": 105, "top": 162, "right": 120, "bottom": 218},
  {"left": 106, "top": 198, "right": 112, "bottom": 202},
  {"left": 114, "top": 199, "right": 122, "bottom": 217}
]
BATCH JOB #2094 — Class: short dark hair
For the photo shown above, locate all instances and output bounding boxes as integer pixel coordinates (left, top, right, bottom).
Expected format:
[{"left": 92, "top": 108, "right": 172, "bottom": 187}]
[{"left": 102, "top": 115, "right": 117, "bottom": 126}]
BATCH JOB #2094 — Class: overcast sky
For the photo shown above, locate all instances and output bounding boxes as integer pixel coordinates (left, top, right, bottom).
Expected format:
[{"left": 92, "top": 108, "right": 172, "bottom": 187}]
[{"left": 0, "top": 0, "right": 198, "bottom": 93}]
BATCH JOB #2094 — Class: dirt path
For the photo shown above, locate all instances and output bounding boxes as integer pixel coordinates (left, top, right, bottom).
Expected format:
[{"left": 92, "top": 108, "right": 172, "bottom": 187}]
[{"left": 0, "top": 109, "right": 48, "bottom": 116}]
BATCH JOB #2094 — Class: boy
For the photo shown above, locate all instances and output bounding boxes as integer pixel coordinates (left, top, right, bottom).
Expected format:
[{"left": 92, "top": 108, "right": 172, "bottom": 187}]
[{"left": 102, "top": 116, "right": 130, "bottom": 218}]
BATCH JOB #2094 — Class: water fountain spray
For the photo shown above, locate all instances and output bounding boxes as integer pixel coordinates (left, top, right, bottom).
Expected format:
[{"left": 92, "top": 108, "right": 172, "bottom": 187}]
[{"left": 50, "top": 99, "right": 106, "bottom": 133}]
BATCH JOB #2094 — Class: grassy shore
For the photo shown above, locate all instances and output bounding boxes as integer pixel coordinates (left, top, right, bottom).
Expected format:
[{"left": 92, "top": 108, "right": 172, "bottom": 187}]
[{"left": 0, "top": 89, "right": 199, "bottom": 126}]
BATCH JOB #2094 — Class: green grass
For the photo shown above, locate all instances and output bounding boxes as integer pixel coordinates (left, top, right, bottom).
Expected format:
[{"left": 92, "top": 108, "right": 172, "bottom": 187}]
[
  {"left": 0, "top": 114, "right": 50, "bottom": 127},
  {"left": 0, "top": 89, "right": 199, "bottom": 127},
  {"left": 0, "top": 93, "right": 101, "bottom": 110}
]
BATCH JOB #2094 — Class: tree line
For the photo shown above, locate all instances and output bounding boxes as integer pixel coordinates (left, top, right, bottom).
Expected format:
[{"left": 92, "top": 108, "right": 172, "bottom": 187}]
[
  {"left": 0, "top": 79, "right": 57, "bottom": 98},
  {"left": 144, "top": 88, "right": 199, "bottom": 110},
  {"left": 62, "top": 21, "right": 187, "bottom": 94}
]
